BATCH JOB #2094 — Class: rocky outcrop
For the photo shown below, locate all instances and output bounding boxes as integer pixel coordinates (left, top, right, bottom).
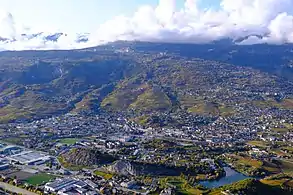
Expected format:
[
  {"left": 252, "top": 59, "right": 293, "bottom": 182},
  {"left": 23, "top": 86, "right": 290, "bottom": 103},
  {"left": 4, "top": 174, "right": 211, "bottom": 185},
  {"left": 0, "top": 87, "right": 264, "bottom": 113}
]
[
  {"left": 107, "top": 160, "right": 139, "bottom": 176},
  {"left": 107, "top": 160, "right": 185, "bottom": 176}
]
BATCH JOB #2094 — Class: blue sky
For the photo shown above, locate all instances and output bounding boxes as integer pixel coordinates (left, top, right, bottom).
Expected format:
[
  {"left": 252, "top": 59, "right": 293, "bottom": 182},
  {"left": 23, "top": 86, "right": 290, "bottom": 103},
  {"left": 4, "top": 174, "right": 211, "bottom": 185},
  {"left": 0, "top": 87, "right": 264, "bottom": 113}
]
[{"left": 0, "top": 0, "right": 220, "bottom": 33}]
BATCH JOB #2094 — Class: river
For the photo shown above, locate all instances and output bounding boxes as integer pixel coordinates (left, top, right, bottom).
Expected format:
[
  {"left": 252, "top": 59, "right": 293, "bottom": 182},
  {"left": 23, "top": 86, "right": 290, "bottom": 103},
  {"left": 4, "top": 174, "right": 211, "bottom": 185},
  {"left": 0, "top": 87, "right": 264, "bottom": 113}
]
[{"left": 199, "top": 167, "right": 250, "bottom": 188}]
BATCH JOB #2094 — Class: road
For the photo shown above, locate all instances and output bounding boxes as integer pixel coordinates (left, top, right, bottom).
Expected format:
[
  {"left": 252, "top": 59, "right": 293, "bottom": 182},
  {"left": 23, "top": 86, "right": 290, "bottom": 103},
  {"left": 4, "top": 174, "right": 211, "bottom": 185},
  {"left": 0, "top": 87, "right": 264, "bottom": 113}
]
[
  {"left": 116, "top": 186, "right": 149, "bottom": 195},
  {"left": 0, "top": 182, "right": 37, "bottom": 195},
  {"left": 0, "top": 188, "right": 9, "bottom": 195}
]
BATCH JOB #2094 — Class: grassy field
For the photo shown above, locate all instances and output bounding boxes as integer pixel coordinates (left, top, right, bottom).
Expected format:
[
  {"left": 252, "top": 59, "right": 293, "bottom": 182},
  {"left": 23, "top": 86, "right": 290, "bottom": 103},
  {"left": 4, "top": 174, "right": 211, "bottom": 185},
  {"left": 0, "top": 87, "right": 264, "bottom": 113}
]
[
  {"left": 227, "top": 152, "right": 293, "bottom": 177},
  {"left": 254, "top": 98, "right": 293, "bottom": 110},
  {"left": 278, "top": 159, "right": 293, "bottom": 173},
  {"left": 0, "top": 91, "right": 66, "bottom": 123},
  {"left": 94, "top": 170, "right": 113, "bottom": 180},
  {"left": 209, "top": 177, "right": 293, "bottom": 195},
  {"left": 260, "top": 174, "right": 293, "bottom": 189},
  {"left": 25, "top": 173, "right": 56, "bottom": 185},
  {"left": 4, "top": 137, "right": 24, "bottom": 145},
  {"left": 282, "top": 146, "right": 293, "bottom": 152},
  {"left": 284, "top": 123, "right": 293, "bottom": 130},
  {"left": 260, "top": 178, "right": 288, "bottom": 186},
  {"left": 247, "top": 140, "right": 269, "bottom": 148},
  {"left": 188, "top": 101, "right": 219, "bottom": 116},
  {"left": 238, "top": 157, "right": 263, "bottom": 168},
  {"left": 218, "top": 105, "right": 235, "bottom": 117},
  {"left": 272, "top": 128, "right": 290, "bottom": 133},
  {"left": 187, "top": 101, "right": 235, "bottom": 118},
  {"left": 159, "top": 176, "right": 206, "bottom": 195},
  {"left": 129, "top": 88, "right": 171, "bottom": 112},
  {"left": 224, "top": 154, "right": 282, "bottom": 176},
  {"left": 262, "top": 161, "right": 280, "bottom": 174},
  {"left": 57, "top": 156, "right": 88, "bottom": 171},
  {"left": 282, "top": 99, "right": 293, "bottom": 109},
  {"left": 58, "top": 138, "right": 80, "bottom": 145}
]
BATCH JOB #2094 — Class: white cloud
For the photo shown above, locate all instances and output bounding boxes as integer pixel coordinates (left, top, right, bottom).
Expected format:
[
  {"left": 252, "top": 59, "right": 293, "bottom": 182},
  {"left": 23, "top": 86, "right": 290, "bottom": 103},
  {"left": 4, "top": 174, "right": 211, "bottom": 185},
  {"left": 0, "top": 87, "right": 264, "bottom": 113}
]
[
  {"left": 267, "top": 13, "right": 293, "bottom": 43},
  {"left": 155, "top": 0, "right": 176, "bottom": 26},
  {"left": 1, "top": 0, "right": 293, "bottom": 50},
  {"left": 89, "top": 0, "right": 293, "bottom": 45},
  {"left": 0, "top": 10, "right": 16, "bottom": 39}
]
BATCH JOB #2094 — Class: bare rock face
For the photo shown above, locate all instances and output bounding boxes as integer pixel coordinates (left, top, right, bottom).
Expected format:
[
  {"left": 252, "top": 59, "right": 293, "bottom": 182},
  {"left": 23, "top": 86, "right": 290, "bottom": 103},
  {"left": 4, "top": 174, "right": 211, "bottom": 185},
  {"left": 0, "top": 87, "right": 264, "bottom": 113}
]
[
  {"left": 107, "top": 160, "right": 185, "bottom": 176},
  {"left": 107, "top": 160, "right": 139, "bottom": 176},
  {"left": 160, "top": 188, "right": 175, "bottom": 195}
]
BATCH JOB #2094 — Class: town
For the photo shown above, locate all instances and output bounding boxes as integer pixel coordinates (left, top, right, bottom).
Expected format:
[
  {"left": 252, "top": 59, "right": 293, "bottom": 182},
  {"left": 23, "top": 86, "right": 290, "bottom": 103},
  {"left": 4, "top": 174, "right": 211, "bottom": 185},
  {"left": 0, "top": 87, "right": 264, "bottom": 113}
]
[
  {"left": 0, "top": 98, "right": 293, "bottom": 195},
  {"left": 0, "top": 41, "right": 293, "bottom": 194}
]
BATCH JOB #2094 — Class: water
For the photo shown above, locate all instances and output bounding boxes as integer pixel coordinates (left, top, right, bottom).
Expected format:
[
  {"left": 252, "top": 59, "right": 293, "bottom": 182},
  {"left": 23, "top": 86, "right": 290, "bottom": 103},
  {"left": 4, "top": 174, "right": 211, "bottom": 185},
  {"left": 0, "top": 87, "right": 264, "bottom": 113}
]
[{"left": 199, "top": 167, "right": 250, "bottom": 188}]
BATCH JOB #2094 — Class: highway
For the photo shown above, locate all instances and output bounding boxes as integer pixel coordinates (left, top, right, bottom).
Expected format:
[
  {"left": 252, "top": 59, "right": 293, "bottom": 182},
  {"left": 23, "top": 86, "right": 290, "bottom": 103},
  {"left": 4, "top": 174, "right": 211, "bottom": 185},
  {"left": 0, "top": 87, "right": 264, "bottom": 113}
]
[
  {"left": 0, "top": 182, "right": 37, "bottom": 195},
  {"left": 0, "top": 188, "right": 9, "bottom": 194}
]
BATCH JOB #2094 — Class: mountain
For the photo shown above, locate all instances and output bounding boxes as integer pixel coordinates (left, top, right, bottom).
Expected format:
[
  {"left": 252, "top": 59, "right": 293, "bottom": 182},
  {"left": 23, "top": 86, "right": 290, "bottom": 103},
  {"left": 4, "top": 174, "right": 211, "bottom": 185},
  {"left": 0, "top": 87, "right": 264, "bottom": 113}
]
[
  {"left": 96, "top": 41, "right": 293, "bottom": 81},
  {"left": 0, "top": 32, "right": 90, "bottom": 44},
  {"left": 0, "top": 41, "right": 292, "bottom": 123}
]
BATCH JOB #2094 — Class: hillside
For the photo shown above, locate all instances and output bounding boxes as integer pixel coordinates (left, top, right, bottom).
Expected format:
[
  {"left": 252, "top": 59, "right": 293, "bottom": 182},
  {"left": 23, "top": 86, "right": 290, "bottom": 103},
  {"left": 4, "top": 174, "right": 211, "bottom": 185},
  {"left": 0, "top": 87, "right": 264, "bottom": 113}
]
[
  {"left": 210, "top": 177, "right": 293, "bottom": 195},
  {"left": 0, "top": 42, "right": 292, "bottom": 122},
  {"left": 59, "top": 148, "right": 116, "bottom": 170}
]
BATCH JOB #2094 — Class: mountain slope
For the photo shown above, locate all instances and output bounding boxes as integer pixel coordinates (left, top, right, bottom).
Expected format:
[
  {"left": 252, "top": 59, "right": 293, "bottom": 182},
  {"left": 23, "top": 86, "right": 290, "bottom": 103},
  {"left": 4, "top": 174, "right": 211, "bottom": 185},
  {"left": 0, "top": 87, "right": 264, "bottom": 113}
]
[
  {"left": 0, "top": 42, "right": 292, "bottom": 122},
  {"left": 95, "top": 41, "right": 293, "bottom": 81}
]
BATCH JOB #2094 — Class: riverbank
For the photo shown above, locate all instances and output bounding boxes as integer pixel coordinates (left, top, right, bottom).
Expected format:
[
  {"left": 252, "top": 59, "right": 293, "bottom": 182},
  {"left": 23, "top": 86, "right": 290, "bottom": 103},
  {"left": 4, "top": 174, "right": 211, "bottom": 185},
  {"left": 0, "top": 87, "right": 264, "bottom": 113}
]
[{"left": 199, "top": 167, "right": 251, "bottom": 188}]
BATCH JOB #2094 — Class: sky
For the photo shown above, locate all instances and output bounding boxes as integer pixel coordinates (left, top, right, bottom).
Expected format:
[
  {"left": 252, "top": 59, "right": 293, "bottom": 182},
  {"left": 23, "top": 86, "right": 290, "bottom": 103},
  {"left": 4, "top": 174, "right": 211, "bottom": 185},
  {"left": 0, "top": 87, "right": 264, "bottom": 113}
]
[
  {"left": 0, "top": 0, "right": 220, "bottom": 33},
  {"left": 0, "top": 0, "right": 293, "bottom": 50}
]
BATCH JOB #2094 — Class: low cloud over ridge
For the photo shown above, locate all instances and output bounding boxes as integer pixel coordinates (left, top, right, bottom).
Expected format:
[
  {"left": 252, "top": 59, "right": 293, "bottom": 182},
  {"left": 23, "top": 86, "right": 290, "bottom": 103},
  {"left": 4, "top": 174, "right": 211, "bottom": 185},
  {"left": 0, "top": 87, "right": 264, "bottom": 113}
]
[{"left": 1, "top": 0, "right": 293, "bottom": 50}]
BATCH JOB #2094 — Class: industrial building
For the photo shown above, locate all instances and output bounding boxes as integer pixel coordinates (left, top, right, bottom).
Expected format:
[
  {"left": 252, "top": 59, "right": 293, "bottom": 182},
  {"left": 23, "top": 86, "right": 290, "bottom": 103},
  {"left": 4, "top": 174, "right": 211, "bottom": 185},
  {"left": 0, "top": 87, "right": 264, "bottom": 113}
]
[
  {"left": 0, "top": 145, "right": 22, "bottom": 156},
  {"left": 7, "top": 151, "right": 51, "bottom": 165},
  {"left": 45, "top": 178, "right": 93, "bottom": 194},
  {"left": 0, "top": 158, "right": 9, "bottom": 171}
]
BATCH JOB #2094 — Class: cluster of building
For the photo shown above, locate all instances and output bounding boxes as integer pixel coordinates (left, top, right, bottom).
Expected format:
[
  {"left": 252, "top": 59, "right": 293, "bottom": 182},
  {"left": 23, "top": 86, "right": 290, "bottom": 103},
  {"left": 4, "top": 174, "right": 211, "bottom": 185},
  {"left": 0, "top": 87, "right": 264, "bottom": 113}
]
[
  {"left": 45, "top": 178, "right": 98, "bottom": 195},
  {"left": 0, "top": 62, "right": 292, "bottom": 193},
  {"left": 6, "top": 151, "right": 51, "bottom": 166},
  {"left": 0, "top": 144, "right": 51, "bottom": 166}
]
